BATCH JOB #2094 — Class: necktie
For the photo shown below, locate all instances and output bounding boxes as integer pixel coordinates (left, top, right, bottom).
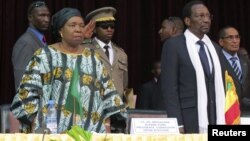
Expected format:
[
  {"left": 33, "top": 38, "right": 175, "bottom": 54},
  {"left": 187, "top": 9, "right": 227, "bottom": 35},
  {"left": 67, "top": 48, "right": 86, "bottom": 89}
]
[
  {"left": 230, "top": 57, "right": 242, "bottom": 80},
  {"left": 104, "top": 45, "right": 109, "bottom": 59},
  {"left": 197, "top": 40, "right": 211, "bottom": 76},
  {"left": 42, "top": 36, "right": 47, "bottom": 45}
]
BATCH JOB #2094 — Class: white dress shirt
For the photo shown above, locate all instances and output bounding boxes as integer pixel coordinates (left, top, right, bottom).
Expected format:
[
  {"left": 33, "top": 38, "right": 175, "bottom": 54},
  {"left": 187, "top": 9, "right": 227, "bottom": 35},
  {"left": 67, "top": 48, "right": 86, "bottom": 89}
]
[{"left": 95, "top": 37, "right": 114, "bottom": 64}]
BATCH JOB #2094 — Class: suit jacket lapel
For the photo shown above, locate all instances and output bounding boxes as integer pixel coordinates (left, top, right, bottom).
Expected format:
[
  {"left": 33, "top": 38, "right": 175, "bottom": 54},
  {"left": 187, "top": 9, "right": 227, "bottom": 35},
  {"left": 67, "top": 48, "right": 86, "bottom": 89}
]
[
  {"left": 112, "top": 43, "right": 119, "bottom": 66},
  {"left": 92, "top": 39, "right": 111, "bottom": 65},
  {"left": 239, "top": 55, "right": 248, "bottom": 83},
  {"left": 27, "top": 29, "right": 44, "bottom": 48},
  {"left": 222, "top": 54, "right": 241, "bottom": 83}
]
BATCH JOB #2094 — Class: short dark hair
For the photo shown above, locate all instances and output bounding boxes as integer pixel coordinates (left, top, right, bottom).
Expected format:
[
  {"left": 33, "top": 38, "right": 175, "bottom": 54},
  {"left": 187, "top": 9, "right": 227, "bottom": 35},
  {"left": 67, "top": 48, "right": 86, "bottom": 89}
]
[
  {"left": 218, "top": 26, "right": 236, "bottom": 39},
  {"left": 182, "top": 0, "right": 205, "bottom": 19},
  {"left": 167, "top": 17, "right": 184, "bottom": 33},
  {"left": 27, "top": 1, "right": 47, "bottom": 16}
]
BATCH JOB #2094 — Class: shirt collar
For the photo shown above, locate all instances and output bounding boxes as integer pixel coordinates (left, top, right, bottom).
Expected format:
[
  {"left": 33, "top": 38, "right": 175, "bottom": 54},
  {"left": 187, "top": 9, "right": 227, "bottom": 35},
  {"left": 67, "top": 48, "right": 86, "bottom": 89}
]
[
  {"left": 28, "top": 26, "right": 45, "bottom": 44},
  {"left": 95, "top": 37, "right": 112, "bottom": 49},
  {"left": 153, "top": 77, "right": 158, "bottom": 83},
  {"left": 222, "top": 49, "right": 239, "bottom": 60},
  {"left": 186, "top": 29, "right": 207, "bottom": 45}
]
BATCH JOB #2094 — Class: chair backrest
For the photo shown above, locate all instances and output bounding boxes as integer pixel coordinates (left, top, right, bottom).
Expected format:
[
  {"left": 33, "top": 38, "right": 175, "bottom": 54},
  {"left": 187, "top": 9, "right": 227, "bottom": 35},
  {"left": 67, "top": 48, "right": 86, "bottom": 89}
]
[
  {"left": 8, "top": 112, "right": 20, "bottom": 133},
  {"left": 124, "top": 88, "right": 137, "bottom": 109},
  {"left": 0, "top": 104, "right": 10, "bottom": 133},
  {"left": 0, "top": 104, "right": 19, "bottom": 133},
  {"left": 125, "top": 109, "right": 167, "bottom": 134}
]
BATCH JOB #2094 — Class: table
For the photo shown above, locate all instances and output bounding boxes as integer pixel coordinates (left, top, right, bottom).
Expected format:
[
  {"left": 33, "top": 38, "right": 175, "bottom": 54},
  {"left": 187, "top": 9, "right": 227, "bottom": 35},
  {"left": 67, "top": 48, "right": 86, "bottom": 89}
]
[{"left": 0, "top": 133, "right": 207, "bottom": 141}]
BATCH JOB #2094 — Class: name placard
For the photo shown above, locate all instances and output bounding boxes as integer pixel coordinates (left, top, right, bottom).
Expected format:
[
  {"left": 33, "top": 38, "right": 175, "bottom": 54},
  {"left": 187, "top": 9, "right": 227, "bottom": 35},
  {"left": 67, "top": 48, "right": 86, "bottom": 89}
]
[
  {"left": 130, "top": 118, "right": 179, "bottom": 134},
  {"left": 241, "top": 117, "right": 250, "bottom": 125}
]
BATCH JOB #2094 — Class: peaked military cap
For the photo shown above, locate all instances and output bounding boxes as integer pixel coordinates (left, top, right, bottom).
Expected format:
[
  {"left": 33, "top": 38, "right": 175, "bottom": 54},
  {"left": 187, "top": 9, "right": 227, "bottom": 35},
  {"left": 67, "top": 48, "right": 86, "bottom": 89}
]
[{"left": 86, "top": 7, "right": 116, "bottom": 22}]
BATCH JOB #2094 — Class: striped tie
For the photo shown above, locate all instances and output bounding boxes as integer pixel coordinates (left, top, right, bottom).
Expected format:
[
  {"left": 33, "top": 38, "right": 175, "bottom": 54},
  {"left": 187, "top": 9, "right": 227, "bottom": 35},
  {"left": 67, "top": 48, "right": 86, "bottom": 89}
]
[{"left": 230, "top": 57, "right": 242, "bottom": 81}]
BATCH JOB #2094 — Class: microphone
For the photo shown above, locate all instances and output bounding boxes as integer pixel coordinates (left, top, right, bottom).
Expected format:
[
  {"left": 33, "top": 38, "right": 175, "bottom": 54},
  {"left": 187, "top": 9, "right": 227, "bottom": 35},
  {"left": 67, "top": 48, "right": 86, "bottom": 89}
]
[
  {"left": 43, "top": 128, "right": 51, "bottom": 134},
  {"left": 35, "top": 127, "right": 51, "bottom": 141},
  {"left": 35, "top": 127, "right": 51, "bottom": 134}
]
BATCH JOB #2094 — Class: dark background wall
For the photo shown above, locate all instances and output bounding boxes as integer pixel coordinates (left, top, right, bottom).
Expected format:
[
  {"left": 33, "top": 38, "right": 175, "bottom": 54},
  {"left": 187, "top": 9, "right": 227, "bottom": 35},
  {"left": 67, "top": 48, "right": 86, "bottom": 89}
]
[{"left": 1, "top": 0, "right": 250, "bottom": 104}]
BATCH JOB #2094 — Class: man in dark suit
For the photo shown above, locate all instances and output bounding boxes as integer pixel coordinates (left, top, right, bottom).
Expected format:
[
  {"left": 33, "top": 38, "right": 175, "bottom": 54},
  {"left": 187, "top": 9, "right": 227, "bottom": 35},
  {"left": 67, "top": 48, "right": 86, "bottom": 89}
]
[
  {"left": 12, "top": 1, "right": 50, "bottom": 90},
  {"left": 136, "top": 61, "right": 163, "bottom": 110},
  {"left": 217, "top": 26, "right": 250, "bottom": 116},
  {"left": 161, "top": 1, "right": 225, "bottom": 133}
]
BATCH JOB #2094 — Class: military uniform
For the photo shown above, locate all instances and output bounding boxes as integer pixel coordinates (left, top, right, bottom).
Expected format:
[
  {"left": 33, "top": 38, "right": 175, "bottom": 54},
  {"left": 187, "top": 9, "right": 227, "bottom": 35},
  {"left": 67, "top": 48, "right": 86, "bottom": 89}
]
[
  {"left": 84, "top": 38, "right": 128, "bottom": 98},
  {"left": 84, "top": 7, "right": 128, "bottom": 133},
  {"left": 84, "top": 7, "right": 128, "bottom": 98}
]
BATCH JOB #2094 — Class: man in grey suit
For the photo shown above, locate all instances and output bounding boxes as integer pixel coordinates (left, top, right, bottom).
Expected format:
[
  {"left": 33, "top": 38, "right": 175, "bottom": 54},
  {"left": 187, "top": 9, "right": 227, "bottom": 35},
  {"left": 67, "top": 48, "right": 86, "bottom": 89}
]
[
  {"left": 12, "top": 1, "right": 50, "bottom": 90},
  {"left": 161, "top": 1, "right": 225, "bottom": 133},
  {"left": 217, "top": 26, "right": 250, "bottom": 116},
  {"left": 85, "top": 7, "right": 128, "bottom": 99}
]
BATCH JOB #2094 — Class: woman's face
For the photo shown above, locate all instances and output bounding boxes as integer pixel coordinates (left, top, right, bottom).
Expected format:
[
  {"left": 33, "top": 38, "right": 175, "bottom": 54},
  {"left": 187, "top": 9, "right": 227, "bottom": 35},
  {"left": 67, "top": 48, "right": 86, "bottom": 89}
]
[{"left": 60, "top": 16, "right": 85, "bottom": 46}]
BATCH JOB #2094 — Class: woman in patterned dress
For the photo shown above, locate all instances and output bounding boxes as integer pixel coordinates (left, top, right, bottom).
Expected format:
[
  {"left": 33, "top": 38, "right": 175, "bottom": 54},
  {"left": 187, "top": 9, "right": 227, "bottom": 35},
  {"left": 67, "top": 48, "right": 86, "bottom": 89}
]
[{"left": 10, "top": 8, "right": 126, "bottom": 133}]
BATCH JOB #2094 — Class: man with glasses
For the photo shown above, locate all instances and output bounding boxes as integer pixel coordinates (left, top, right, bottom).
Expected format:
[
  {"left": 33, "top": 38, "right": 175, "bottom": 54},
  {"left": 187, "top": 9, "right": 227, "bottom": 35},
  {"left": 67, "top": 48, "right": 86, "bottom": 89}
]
[
  {"left": 12, "top": 1, "right": 50, "bottom": 91},
  {"left": 217, "top": 26, "right": 250, "bottom": 116},
  {"left": 161, "top": 1, "right": 225, "bottom": 133},
  {"left": 158, "top": 16, "right": 184, "bottom": 42}
]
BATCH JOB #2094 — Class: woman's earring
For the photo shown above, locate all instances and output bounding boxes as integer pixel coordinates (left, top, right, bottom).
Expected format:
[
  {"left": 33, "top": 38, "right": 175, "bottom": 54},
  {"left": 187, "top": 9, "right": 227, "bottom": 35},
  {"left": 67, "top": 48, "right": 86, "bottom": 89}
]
[{"left": 60, "top": 32, "right": 63, "bottom": 38}]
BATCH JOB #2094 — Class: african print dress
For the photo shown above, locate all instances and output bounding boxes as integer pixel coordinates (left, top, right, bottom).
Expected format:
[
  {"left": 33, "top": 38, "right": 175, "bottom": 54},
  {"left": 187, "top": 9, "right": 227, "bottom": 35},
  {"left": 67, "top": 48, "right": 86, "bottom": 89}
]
[{"left": 11, "top": 46, "right": 126, "bottom": 133}]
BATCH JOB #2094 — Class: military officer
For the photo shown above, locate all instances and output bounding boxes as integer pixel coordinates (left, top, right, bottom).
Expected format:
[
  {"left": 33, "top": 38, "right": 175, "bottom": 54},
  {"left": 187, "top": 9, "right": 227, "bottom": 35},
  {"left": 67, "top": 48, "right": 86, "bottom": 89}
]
[{"left": 85, "top": 7, "right": 128, "bottom": 99}]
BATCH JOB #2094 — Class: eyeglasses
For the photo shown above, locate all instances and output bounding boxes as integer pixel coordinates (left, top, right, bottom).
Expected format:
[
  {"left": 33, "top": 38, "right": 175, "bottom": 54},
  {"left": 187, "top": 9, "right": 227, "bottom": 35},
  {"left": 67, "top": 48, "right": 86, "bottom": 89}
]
[
  {"left": 32, "top": 1, "right": 46, "bottom": 7},
  {"left": 222, "top": 35, "right": 240, "bottom": 40},
  {"left": 98, "top": 24, "right": 115, "bottom": 29},
  {"left": 193, "top": 14, "right": 213, "bottom": 20},
  {"left": 28, "top": 1, "right": 46, "bottom": 14}
]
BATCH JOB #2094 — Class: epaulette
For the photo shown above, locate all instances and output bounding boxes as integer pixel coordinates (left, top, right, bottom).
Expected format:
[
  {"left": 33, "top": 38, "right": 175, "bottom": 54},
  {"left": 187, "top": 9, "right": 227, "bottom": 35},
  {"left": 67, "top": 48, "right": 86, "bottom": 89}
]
[
  {"left": 118, "top": 47, "right": 125, "bottom": 52},
  {"left": 112, "top": 42, "right": 125, "bottom": 52},
  {"left": 82, "top": 38, "right": 92, "bottom": 44}
]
